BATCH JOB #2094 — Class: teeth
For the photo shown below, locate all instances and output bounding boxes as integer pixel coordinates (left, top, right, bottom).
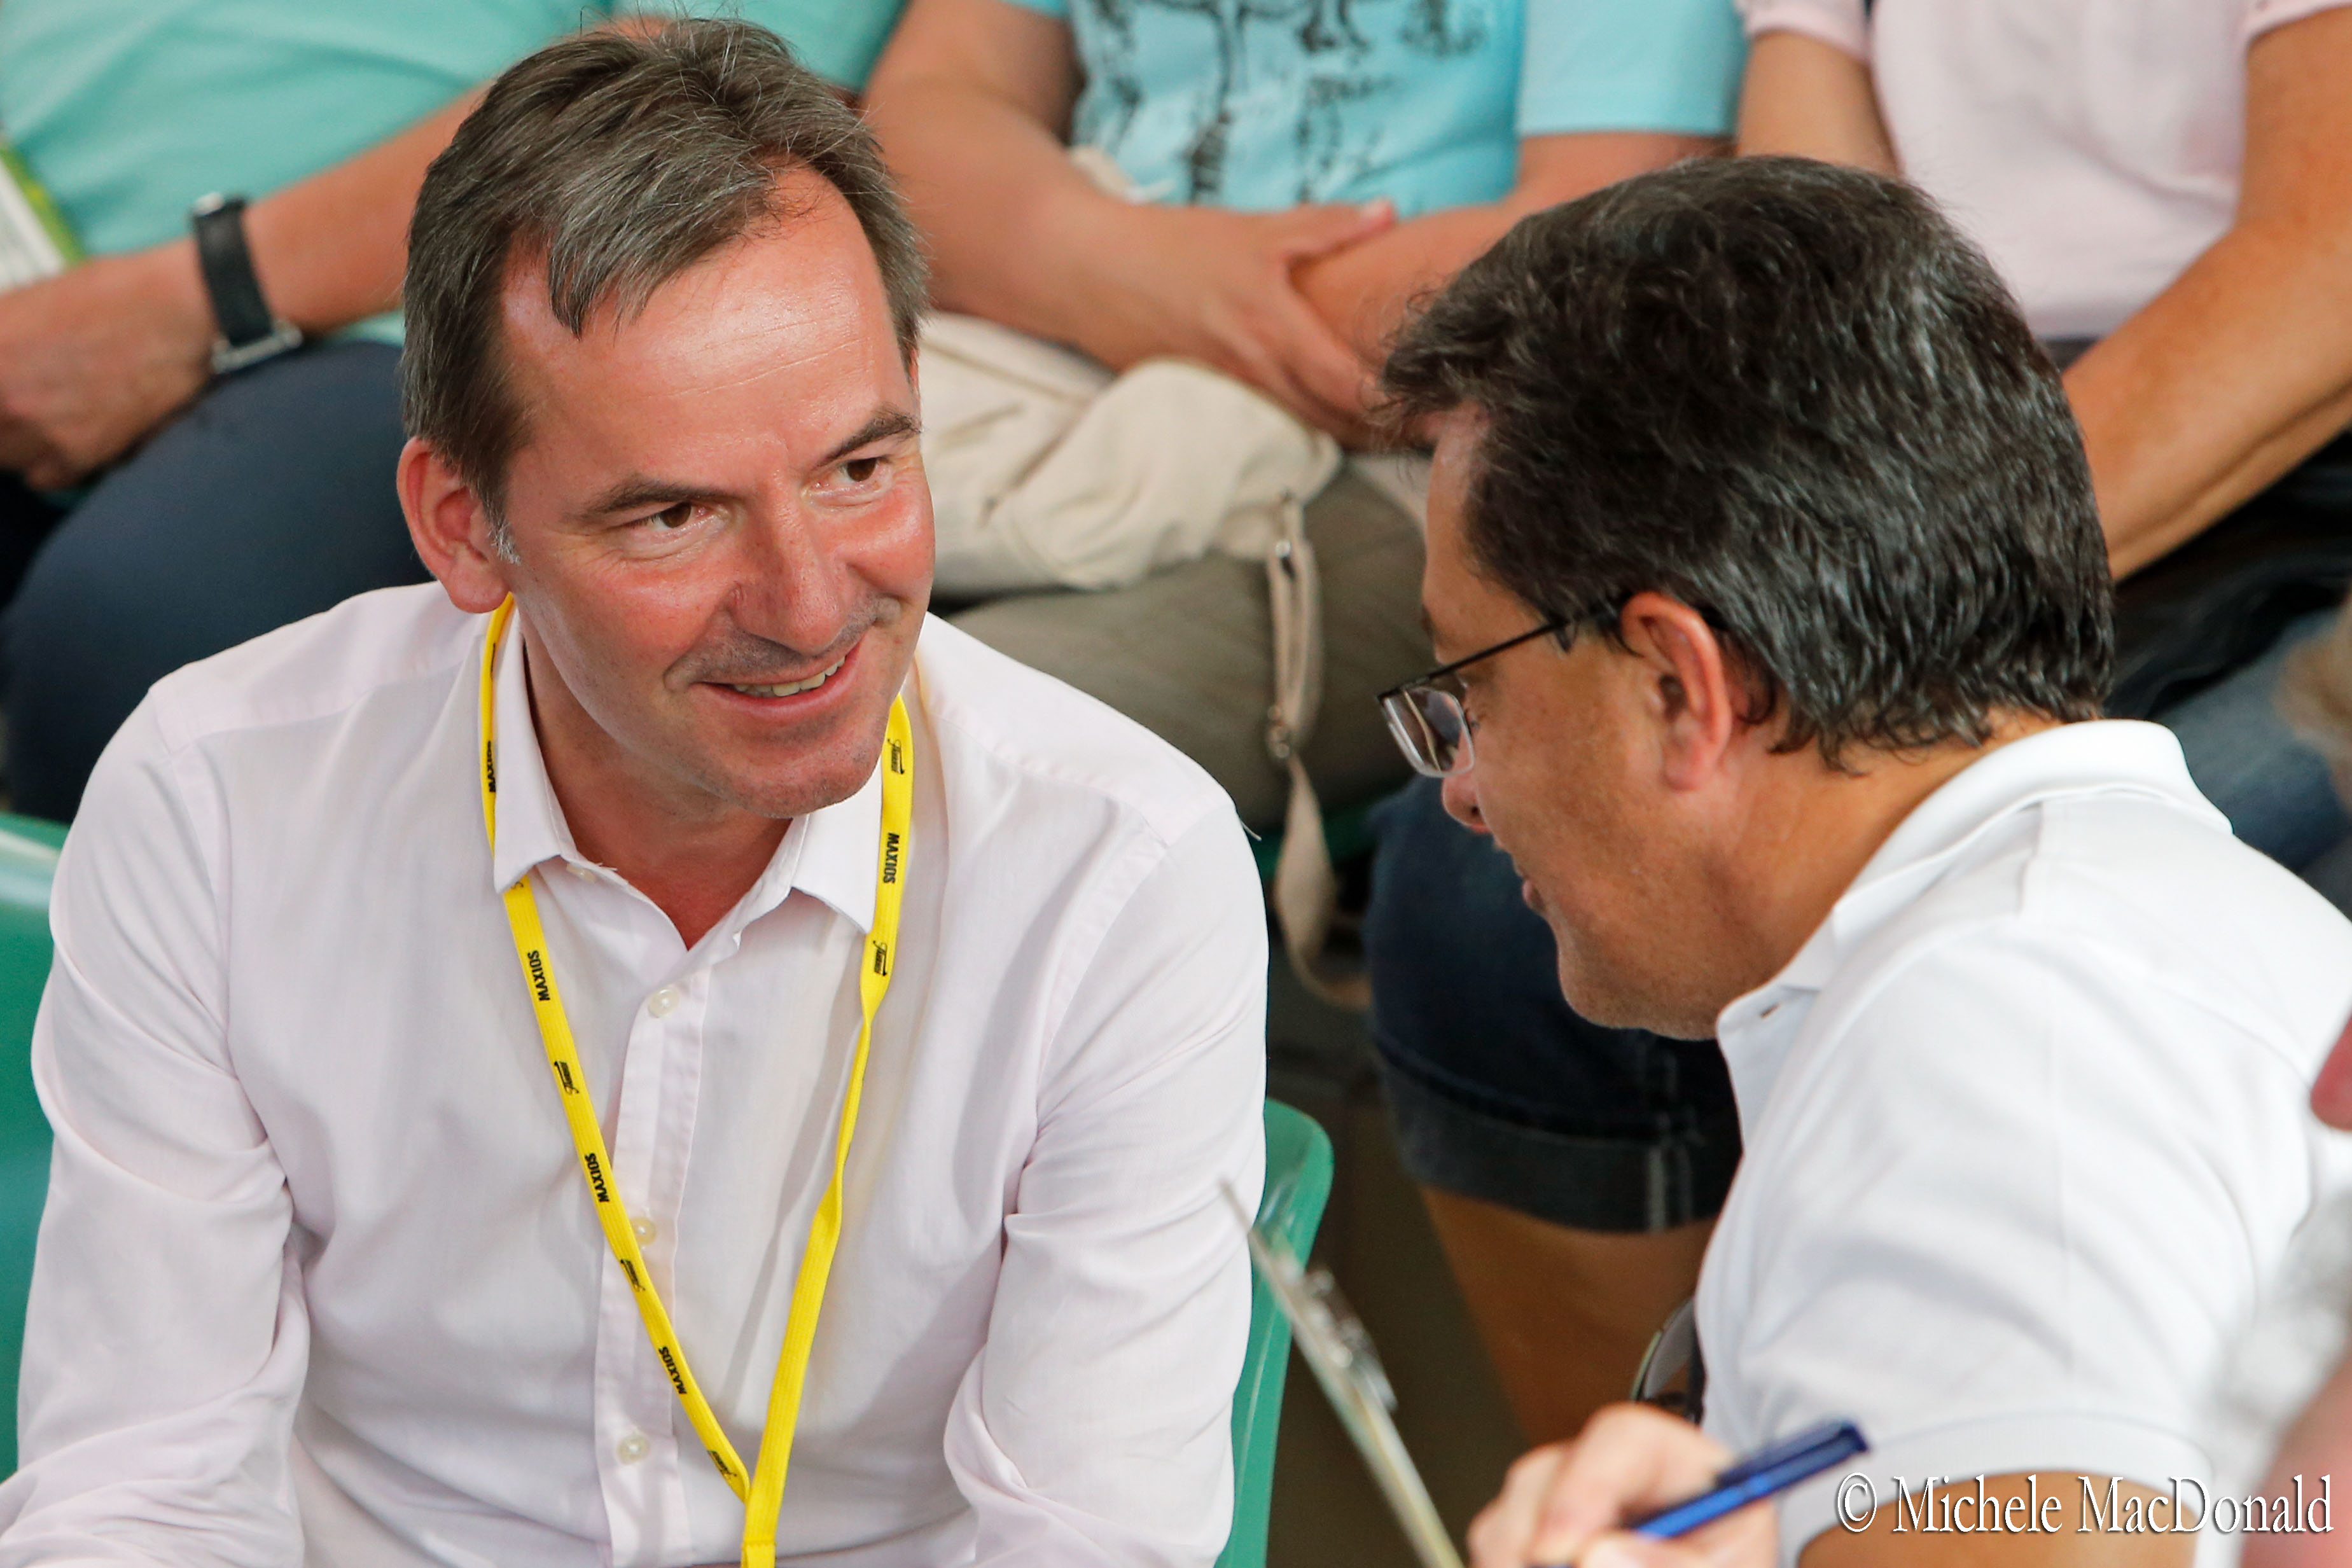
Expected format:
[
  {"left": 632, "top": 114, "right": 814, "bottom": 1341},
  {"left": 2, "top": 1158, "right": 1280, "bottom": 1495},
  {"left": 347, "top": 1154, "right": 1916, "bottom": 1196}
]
[{"left": 728, "top": 656, "right": 844, "bottom": 698}]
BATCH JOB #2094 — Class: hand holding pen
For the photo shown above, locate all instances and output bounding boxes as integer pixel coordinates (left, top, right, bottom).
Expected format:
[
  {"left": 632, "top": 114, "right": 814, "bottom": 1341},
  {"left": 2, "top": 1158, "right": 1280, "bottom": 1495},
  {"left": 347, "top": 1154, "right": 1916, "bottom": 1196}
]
[{"left": 1469, "top": 1406, "right": 1866, "bottom": 1568}]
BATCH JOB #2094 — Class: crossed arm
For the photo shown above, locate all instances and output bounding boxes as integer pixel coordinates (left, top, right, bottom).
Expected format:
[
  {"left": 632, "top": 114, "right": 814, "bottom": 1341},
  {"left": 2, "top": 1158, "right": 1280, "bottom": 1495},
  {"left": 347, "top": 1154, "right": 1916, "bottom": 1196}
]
[
  {"left": 862, "top": 0, "right": 1717, "bottom": 441},
  {"left": 1738, "top": 8, "right": 2352, "bottom": 577},
  {"left": 0, "top": 16, "right": 694, "bottom": 490}
]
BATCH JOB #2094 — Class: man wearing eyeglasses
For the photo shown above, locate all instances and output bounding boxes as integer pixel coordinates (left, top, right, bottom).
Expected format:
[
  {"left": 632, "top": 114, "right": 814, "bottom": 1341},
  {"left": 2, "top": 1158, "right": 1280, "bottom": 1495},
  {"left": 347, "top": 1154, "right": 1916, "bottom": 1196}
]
[{"left": 1386, "top": 156, "right": 2352, "bottom": 1567}]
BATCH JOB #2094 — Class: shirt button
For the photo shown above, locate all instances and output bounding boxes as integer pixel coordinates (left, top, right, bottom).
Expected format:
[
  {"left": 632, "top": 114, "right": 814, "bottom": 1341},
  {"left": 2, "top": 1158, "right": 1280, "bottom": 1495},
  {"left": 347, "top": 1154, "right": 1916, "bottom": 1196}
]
[
  {"left": 646, "top": 985, "right": 681, "bottom": 1018},
  {"left": 567, "top": 863, "right": 596, "bottom": 882},
  {"left": 616, "top": 1431, "right": 651, "bottom": 1464},
  {"left": 631, "top": 1215, "right": 657, "bottom": 1245}
]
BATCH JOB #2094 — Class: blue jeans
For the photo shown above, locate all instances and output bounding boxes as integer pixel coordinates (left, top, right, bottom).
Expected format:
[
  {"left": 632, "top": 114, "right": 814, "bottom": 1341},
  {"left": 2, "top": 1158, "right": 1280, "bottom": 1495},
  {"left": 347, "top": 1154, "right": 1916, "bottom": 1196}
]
[
  {"left": 1, "top": 343, "right": 426, "bottom": 819},
  {"left": 2161, "top": 607, "right": 2349, "bottom": 873}
]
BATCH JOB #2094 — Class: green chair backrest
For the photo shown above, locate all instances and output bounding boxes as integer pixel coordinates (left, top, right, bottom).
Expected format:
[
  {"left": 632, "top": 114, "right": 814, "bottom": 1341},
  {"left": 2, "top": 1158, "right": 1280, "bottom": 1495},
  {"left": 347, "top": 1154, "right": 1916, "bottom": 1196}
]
[
  {"left": 0, "top": 815, "right": 65, "bottom": 1478},
  {"left": 0, "top": 831, "right": 1342, "bottom": 1524},
  {"left": 1220, "top": 1100, "right": 1334, "bottom": 1568}
]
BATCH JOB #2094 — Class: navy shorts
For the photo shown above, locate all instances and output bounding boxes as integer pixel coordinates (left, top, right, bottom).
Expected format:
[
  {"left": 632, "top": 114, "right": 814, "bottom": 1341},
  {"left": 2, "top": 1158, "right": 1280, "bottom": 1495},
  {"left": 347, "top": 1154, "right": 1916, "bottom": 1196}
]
[{"left": 1363, "top": 779, "right": 1742, "bottom": 1234}]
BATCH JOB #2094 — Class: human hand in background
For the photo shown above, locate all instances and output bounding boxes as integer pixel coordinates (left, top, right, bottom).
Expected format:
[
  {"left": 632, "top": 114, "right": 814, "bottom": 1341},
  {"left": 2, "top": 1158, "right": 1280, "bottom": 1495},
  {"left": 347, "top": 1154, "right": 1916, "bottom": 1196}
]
[
  {"left": 1469, "top": 1404, "right": 1776, "bottom": 1568},
  {"left": 1054, "top": 196, "right": 1395, "bottom": 443},
  {"left": 0, "top": 242, "right": 214, "bottom": 489}
]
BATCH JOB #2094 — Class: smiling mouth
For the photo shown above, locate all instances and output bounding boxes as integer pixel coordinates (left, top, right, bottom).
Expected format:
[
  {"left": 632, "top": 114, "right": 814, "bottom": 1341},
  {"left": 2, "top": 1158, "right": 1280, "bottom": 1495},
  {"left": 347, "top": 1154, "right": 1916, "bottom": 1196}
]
[{"left": 724, "top": 655, "right": 845, "bottom": 698}]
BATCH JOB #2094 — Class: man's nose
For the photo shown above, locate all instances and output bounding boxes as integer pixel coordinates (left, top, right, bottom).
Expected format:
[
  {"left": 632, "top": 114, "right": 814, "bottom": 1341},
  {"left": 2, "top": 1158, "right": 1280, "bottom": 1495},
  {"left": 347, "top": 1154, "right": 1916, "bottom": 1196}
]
[
  {"left": 734, "top": 503, "right": 857, "bottom": 649},
  {"left": 1440, "top": 768, "right": 1488, "bottom": 835}
]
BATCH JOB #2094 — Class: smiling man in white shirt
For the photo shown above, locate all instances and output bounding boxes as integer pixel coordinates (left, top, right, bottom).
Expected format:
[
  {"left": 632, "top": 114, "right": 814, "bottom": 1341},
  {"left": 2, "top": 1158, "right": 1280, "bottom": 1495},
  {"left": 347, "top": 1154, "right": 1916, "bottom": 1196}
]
[
  {"left": 0, "top": 22, "right": 1266, "bottom": 1568},
  {"left": 1372, "top": 159, "right": 2352, "bottom": 1568}
]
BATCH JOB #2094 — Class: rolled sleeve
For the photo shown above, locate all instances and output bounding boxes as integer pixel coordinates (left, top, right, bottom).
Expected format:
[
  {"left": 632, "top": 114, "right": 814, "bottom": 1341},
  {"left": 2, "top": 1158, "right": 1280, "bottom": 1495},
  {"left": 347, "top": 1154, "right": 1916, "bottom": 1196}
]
[
  {"left": 1735, "top": 0, "right": 1867, "bottom": 55},
  {"left": 1522, "top": 0, "right": 1747, "bottom": 138},
  {"left": 2246, "top": 0, "right": 2352, "bottom": 42},
  {"left": 943, "top": 808, "right": 1267, "bottom": 1567},
  {"left": 0, "top": 705, "right": 307, "bottom": 1567}
]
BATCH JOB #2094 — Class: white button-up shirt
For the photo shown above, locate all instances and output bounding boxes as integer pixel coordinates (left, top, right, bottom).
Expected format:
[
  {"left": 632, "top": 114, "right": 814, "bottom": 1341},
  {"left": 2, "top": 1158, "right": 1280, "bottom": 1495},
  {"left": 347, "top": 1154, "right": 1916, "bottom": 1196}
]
[
  {"left": 0, "top": 586, "right": 1266, "bottom": 1568},
  {"left": 1695, "top": 721, "right": 2352, "bottom": 1563}
]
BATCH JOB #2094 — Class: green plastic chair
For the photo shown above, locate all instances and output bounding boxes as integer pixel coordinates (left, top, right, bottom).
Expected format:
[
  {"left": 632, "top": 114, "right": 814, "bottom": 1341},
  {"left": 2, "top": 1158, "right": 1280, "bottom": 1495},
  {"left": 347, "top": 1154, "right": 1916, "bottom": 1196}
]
[
  {"left": 1221, "top": 1100, "right": 1335, "bottom": 1568},
  {"left": 0, "top": 814, "right": 66, "bottom": 1478},
  {"left": 0, "top": 824, "right": 1339, "bottom": 1538}
]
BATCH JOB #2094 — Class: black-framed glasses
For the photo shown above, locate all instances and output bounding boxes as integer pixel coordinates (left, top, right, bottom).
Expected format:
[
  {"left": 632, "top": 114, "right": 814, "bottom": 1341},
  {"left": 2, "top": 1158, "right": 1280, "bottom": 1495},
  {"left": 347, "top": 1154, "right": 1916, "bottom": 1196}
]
[{"left": 1377, "top": 618, "right": 1568, "bottom": 778}]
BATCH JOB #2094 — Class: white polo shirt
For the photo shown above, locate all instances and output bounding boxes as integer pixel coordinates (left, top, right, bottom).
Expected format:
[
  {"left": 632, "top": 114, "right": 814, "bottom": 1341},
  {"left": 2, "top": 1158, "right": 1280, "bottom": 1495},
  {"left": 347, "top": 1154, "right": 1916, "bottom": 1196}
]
[
  {"left": 0, "top": 586, "right": 1267, "bottom": 1568},
  {"left": 1694, "top": 721, "right": 2352, "bottom": 1562}
]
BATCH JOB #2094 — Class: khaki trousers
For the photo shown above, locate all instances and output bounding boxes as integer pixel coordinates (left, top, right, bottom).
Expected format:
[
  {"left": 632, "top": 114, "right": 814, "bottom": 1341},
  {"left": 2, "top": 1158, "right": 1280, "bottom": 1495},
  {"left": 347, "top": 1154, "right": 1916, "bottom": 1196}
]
[{"left": 949, "top": 468, "right": 1433, "bottom": 831}]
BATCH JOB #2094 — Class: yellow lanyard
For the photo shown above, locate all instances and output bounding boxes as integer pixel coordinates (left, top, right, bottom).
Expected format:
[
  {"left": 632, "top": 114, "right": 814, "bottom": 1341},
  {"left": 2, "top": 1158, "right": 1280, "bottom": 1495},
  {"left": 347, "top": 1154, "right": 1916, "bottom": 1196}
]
[{"left": 476, "top": 599, "right": 912, "bottom": 1567}]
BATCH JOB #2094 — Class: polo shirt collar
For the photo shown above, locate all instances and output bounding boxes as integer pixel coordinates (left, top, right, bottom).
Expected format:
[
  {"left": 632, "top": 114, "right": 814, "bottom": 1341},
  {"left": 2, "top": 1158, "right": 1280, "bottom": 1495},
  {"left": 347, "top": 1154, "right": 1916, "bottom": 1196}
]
[
  {"left": 1717, "top": 719, "right": 2222, "bottom": 1034},
  {"left": 484, "top": 611, "right": 885, "bottom": 934}
]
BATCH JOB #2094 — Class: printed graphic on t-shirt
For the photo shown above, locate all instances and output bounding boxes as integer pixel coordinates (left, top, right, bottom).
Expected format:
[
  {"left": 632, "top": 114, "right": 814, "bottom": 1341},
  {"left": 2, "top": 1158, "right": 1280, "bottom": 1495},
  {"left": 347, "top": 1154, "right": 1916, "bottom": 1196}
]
[{"left": 1067, "top": 0, "right": 1505, "bottom": 209}]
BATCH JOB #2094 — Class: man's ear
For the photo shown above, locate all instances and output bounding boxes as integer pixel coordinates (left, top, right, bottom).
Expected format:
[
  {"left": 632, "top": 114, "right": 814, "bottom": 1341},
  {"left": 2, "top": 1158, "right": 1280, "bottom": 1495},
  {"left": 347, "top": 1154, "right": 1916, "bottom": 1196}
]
[
  {"left": 1617, "top": 591, "right": 1743, "bottom": 792},
  {"left": 398, "top": 438, "right": 513, "bottom": 614}
]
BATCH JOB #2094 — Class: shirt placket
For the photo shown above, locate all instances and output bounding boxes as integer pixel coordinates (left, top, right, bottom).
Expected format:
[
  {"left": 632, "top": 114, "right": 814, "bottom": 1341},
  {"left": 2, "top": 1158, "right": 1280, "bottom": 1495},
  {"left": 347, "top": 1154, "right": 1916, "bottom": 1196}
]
[{"left": 594, "top": 945, "right": 714, "bottom": 1567}]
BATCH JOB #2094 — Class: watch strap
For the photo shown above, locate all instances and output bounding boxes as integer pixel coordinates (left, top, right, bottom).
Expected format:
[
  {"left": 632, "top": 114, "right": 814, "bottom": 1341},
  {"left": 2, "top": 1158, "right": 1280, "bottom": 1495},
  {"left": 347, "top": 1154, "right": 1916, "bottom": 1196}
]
[{"left": 190, "top": 193, "right": 302, "bottom": 373}]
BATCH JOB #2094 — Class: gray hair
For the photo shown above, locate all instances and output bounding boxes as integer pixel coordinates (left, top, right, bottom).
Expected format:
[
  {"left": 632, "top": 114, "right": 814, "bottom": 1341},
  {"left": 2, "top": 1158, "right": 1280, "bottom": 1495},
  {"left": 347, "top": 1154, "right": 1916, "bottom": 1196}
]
[{"left": 400, "top": 19, "right": 929, "bottom": 547}]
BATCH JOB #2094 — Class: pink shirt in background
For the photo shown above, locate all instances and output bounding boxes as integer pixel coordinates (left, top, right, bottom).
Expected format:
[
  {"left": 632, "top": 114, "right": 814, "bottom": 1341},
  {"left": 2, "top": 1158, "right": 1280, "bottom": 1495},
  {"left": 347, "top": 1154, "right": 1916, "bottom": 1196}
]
[{"left": 1736, "top": 0, "right": 2351, "bottom": 340}]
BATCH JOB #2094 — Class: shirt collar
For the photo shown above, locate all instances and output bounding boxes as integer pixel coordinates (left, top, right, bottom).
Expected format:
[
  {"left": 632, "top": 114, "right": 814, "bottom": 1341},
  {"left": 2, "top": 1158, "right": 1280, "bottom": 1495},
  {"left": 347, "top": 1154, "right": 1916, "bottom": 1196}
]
[
  {"left": 483, "top": 611, "right": 887, "bottom": 934},
  {"left": 1715, "top": 719, "right": 2223, "bottom": 1036}
]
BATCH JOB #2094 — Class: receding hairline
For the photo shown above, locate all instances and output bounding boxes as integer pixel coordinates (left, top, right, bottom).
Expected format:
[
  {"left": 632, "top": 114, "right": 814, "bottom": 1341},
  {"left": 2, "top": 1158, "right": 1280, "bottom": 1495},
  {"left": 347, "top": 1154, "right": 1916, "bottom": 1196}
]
[{"left": 473, "top": 163, "right": 917, "bottom": 501}]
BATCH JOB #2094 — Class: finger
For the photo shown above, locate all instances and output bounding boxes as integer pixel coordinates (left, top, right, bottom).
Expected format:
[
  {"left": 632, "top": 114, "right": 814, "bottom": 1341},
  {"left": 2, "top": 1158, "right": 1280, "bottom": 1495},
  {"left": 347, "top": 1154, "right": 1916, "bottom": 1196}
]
[
  {"left": 0, "top": 437, "right": 70, "bottom": 490},
  {"left": 1580, "top": 1530, "right": 1715, "bottom": 1568},
  {"left": 22, "top": 454, "right": 88, "bottom": 492},
  {"left": 1470, "top": 1444, "right": 1575, "bottom": 1568},
  {"left": 1266, "top": 197, "right": 1399, "bottom": 263},
  {"left": 1583, "top": 1499, "right": 1777, "bottom": 1568},
  {"left": 1263, "top": 292, "right": 1379, "bottom": 421},
  {"left": 1527, "top": 1406, "right": 1732, "bottom": 1563},
  {"left": 1214, "top": 328, "right": 1361, "bottom": 439}
]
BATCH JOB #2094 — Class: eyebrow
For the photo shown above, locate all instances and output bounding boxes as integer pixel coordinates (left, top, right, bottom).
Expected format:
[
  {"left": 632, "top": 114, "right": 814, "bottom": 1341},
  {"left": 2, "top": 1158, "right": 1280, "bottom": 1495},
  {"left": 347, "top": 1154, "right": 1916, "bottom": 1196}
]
[
  {"left": 821, "top": 406, "right": 921, "bottom": 468},
  {"left": 580, "top": 406, "right": 923, "bottom": 518}
]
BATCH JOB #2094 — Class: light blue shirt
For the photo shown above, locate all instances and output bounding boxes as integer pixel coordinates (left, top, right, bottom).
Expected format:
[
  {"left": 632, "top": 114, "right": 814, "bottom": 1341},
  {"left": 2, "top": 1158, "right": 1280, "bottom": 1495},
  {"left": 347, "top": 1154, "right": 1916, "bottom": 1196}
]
[
  {"left": 1002, "top": 0, "right": 1744, "bottom": 216},
  {"left": 0, "top": 1, "right": 907, "bottom": 340}
]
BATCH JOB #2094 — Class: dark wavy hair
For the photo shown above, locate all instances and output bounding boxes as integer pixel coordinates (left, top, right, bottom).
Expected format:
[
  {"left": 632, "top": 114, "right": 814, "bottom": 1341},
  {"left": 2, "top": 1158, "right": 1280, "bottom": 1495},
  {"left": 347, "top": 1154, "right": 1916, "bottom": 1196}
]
[{"left": 1383, "top": 156, "right": 2111, "bottom": 763}]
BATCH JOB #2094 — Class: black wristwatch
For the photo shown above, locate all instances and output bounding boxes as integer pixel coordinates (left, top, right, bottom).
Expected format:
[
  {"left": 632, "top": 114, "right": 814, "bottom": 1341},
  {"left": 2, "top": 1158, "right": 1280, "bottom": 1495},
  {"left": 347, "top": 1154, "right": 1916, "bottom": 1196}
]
[{"left": 189, "top": 193, "right": 303, "bottom": 375}]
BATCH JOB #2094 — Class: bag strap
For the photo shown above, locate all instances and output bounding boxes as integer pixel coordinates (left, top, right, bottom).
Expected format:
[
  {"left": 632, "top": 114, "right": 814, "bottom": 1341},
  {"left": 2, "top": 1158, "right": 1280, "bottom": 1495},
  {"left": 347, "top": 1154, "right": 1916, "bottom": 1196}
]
[{"left": 1265, "top": 494, "right": 1371, "bottom": 1010}]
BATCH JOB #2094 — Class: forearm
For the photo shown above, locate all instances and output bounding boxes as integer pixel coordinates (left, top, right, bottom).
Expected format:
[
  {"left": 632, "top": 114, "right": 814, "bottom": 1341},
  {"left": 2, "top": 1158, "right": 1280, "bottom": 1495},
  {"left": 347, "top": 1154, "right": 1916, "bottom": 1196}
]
[
  {"left": 863, "top": 81, "right": 1112, "bottom": 342},
  {"left": 863, "top": 0, "right": 1115, "bottom": 345},
  {"left": 1296, "top": 132, "right": 1718, "bottom": 357},
  {"left": 2070, "top": 6, "right": 2352, "bottom": 577},
  {"left": 1736, "top": 29, "right": 1896, "bottom": 173},
  {"left": 239, "top": 90, "right": 485, "bottom": 334},
  {"left": 2071, "top": 223, "right": 2352, "bottom": 577}
]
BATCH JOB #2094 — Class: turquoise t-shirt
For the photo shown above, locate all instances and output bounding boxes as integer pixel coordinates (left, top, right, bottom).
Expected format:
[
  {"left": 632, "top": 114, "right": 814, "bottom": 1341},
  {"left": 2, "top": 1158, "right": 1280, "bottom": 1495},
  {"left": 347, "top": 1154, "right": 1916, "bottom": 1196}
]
[
  {"left": 0, "top": 0, "right": 908, "bottom": 340},
  {"left": 1003, "top": 0, "right": 1743, "bottom": 217}
]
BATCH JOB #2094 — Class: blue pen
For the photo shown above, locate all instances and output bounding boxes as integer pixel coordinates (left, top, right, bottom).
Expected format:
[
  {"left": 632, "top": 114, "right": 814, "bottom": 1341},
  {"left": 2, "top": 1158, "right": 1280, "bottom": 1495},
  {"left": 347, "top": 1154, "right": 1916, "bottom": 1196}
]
[{"left": 1621, "top": 1419, "right": 1869, "bottom": 1541}]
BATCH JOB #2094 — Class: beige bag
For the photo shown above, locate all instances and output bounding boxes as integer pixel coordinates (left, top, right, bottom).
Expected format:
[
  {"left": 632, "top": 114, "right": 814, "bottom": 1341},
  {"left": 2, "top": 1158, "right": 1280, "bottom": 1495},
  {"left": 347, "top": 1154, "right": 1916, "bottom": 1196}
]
[
  {"left": 914, "top": 136, "right": 1428, "bottom": 1006},
  {"left": 918, "top": 312, "right": 1342, "bottom": 596}
]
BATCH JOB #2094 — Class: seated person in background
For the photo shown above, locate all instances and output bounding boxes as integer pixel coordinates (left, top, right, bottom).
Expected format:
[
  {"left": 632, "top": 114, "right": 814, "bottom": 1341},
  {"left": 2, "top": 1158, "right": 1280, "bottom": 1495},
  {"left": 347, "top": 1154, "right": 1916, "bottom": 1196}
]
[
  {"left": 1360, "top": 0, "right": 2352, "bottom": 1447},
  {"left": 0, "top": 0, "right": 899, "bottom": 821},
  {"left": 861, "top": 0, "right": 1745, "bottom": 833},
  {"left": 1382, "top": 156, "right": 2352, "bottom": 1566},
  {"left": 0, "top": 26, "right": 1263, "bottom": 1565}
]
